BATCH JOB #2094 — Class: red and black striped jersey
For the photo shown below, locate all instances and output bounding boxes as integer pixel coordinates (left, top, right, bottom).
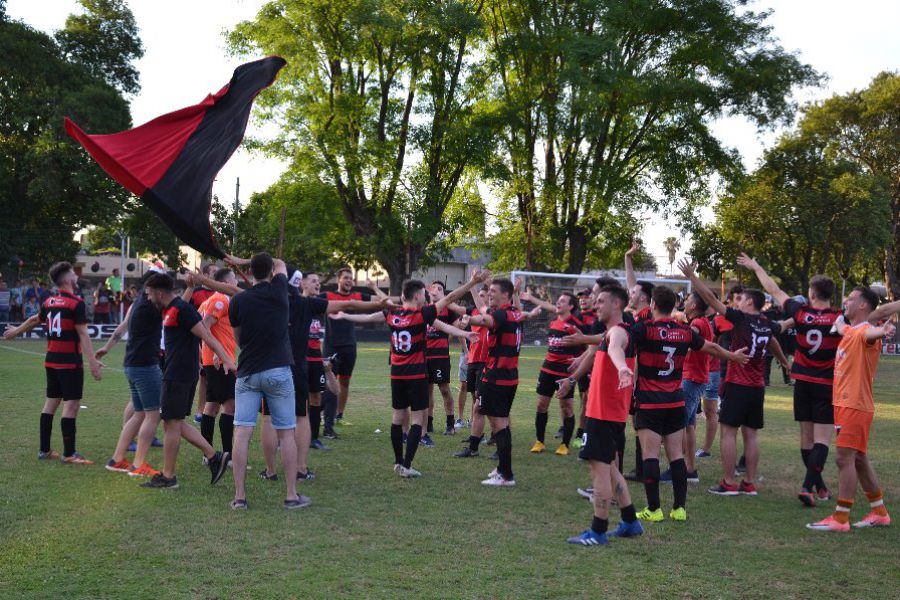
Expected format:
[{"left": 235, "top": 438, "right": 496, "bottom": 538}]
[
  {"left": 482, "top": 305, "right": 524, "bottom": 386},
  {"left": 189, "top": 287, "right": 214, "bottom": 311},
  {"left": 40, "top": 292, "right": 87, "bottom": 369},
  {"left": 783, "top": 299, "right": 842, "bottom": 385},
  {"left": 579, "top": 309, "right": 597, "bottom": 328},
  {"left": 307, "top": 314, "right": 325, "bottom": 362},
  {"left": 385, "top": 304, "right": 438, "bottom": 379},
  {"left": 540, "top": 314, "right": 588, "bottom": 377},
  {"left": 630, "top": 318, "right": 705, "bottom": 409},
  {"left": 466, "top": 306, "right": 489, "bottom": 365},
  {"left": 425, "top": 306, "right": 457, "bottom": 360},
  {"left": 633, "top": 306, "right": 652, "bottom": 323},
  {"left": 585, "top": 323, "right": 636, "bottom": 423},
  {"left": 724, "top": 307, "right": 780, "bottom": 388}
]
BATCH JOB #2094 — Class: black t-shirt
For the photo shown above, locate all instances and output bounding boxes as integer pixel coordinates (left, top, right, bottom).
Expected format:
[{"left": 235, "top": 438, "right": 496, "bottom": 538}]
[
  {"left": 321, "top": 290, "right": 372, "bottom": 348},
  {"left": 288, "top": 287, "right": 330, "bottom": 366},
  {"left": 124, "top": 290, "right": 162, "bottom": 368},
  {"left": 230, "top": 273, "right": 293, "bottom": 377},
  {"left": 161, "top": 296, "right": 202, "bottom": 381}
]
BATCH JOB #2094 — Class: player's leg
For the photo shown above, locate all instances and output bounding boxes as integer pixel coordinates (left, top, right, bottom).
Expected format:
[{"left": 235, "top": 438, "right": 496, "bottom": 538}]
[
  {"left": 700, "top": 370, "right": 720, "bottom": 456},
  {"left": 532, "top": 390, "right": 552, "bottom": 453},
  {"left": 456, "top": 353, "right": 468, "bottom": 428},
  {"left": 740, "top": 426, "right": 759, "bottom": 492},
  {"left": 109, "top": 398, "right": 144, "bottom": 470},
  {"left": 438, "top": 382, "right": 454, "bottom": 434},
  {"left": 663, "top": 425, "right": 688, "bottom": 517},
  {"left": 39, "top": 395, "right": 62, "bottom": 458},
  {"left": 426, "top": 384, "right": 435, "bottom": 435},
  {"left": 559, "top": 396, "right": 575, "bottom": 454},
  {"left": 456, "top": 365, "right": 485, "bottom": 457},
  {"left": 199, "top": 367, "right": 221, "bottom": 448},
  {"left": 294, "top": 371, "right": 312, "bottom": 479},
  {"left": 390, "top": 403, "right": 407, "bottom": 469},
  {"left": 220, "top": 398, "right": 235, "bottom": 455},
  {"left": 260, "top": 415, "right": 278, "bottom": 478},
  {"left": 681, "top": 380, "right": 702, "bottom": 477},
  {"left": 129, "top": 365, "right": 163, "bottom": 473},
  {"left": 264, "top": 367, "right": 302, "bottom": 506},
  {"left": 59, "top": 397, "right": 86, "bottom": 462},
  {"left": 335, "top": 346, "right": 357, "bottom": 421},
  {"left": 195, "top": 369, "right": 207, "bottom": 422},
  {"left": 716, "top": 424, "right": 739, "bottom": 491},
  {"left": 855, "top": 453, "right": 891, "bottom": 526},
  {"left": 132, "top": 409, "right": 161, "bottom": 475},
  {"left": 636, "top": 424, "right": 663, "bottom": 518}
]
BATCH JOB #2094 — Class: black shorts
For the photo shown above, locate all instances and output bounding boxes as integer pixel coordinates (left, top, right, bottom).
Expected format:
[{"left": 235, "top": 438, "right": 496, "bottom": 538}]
[
  {"left": 634, "top": 407, "right": 685, "bottom": 436},
  {"left": 427, "top": 357, "right": 451, "bottom": 384},
  {"left": 536, "top": 370, "right": 572, "bottom": 399},
  {"left": 719, "top": 383, "right": 765, "bottom": 429},
  {"left": 203, "top": 365, "right": 235, "bottom": 404},
  {"left": 293, "top": 365, "right": 309, "bottom": 416},
  {"left": 478, "top": 382, "right": 517, "bottom": 418},
  {"left": 391, "top": 378, "right": 429, "bottom": 411},
  {"left": 793, "top": 379, "right": 834, "bottom": 424},
  {"left": 45, "top": 367, "right": 83, "bottom": 401},
  {"left": 161, "top": 379, "right": 197, "bottom": 421},
  {"left": 466, "top": 362, "right": 485, "bottom": 391},
  {"left": 307, "top": 361, "right": 326, "bottom": 394},
  {"left": 577, "top": 374, "right": 591, "bottom": 394},
  {"left": 579, "top": 418, "right": 625, "bottom": 464},
  {"left": 328, "top": 345, "right": 357, "bottom": 379}
]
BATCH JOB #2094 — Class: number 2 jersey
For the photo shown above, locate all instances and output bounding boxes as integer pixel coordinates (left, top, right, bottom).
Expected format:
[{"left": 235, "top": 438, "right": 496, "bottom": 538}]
[
  {"left": 482, "top": 304, "right": 524, "bottom": 387},
  {"left": 540, "top": 314, "right": 588, "bottom": 377},
  {"left": 724, "top": 307, "right": 780, "bottom": 388},
  {"left": 384, "top": 304, "right": 438, "bottom": 379},
  {"left": 782, "top": 298, "right": 841, "bottom": 385},
  {"left": 40, "top": 291, "right": 87, "bottom": 369},
  {"left": 630, "top": 318, "right": 706, "bottom": 409}
]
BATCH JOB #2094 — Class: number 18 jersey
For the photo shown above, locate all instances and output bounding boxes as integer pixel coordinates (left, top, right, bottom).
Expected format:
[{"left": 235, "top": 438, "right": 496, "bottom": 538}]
[
  {"left": 384, "top": 304, "right": 438, "bottom": 380},
  {"left": 724, "top": 307, "right": 779, "bottom": 388}
]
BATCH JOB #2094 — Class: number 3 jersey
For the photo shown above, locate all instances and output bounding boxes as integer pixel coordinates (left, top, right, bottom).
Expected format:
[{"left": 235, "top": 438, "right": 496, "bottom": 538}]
[
  {"left": 782, "top": 299, "right": 841, "bottom": 385},
  {"left": 630, "top": 318, "right": 706, "bottom": 409},
  {"left": 724, "top": 307, "right": 780, "bottom": 388},
  {"left": 384, "top": 304, "right": 438, "bottom": 379},
  {"left": 40, "top": 291, "right": 87, "bottom": 369},
  {"left": 482, "top": 304, "right": 524, "bottom": 387}
]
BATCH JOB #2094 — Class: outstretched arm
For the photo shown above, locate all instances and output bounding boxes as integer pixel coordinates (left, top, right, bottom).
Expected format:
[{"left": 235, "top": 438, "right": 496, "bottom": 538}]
[
  {"left": 678, "top": 259, "right": 727, "bottom": 315},
  {"left": 3, "top": 314, "right": 42, "bottom": 339},
  {"left": 190, "top": 271, "right": 241, "bottom": 297},
  {"left": 865, "top": 321, "right": 896, "bottom": 341},
  {"left": 736, "top": 253, "right": 790, "bottom": 307},
  {"left": 436, "top": 268, "right": 491, "bottom": 311},
  {"left": 767, "top": 336, "right": 790, "bottom": 370},
  {"left": 95, "top": 303, "right": 135, "bottom": 359},
  {"left": 868, "top": 299, "right": 900, "bottom": 324},
  {"left": 190, "top": 322, "right": 236, "bottom": 373},
  {"left": 700, "top": 340, "right": 749, "bottom": 365},
  {"left": 433, "top": 319, "right": 479, "bottom": 345},
  {"left": 624, "top": 240, "right": 639, "bottom": 290},
  {"left": 519, "top": 288, "right": 555, "bottom": 313},
  {"left": 325, "top": 297, "right": 389, "bottom": 314},
  {"left": 331, "top": 311, "right": 385, "bottom": 324},
  {"left": 556, "top": 345, "right": 598, "bottom": 399}
]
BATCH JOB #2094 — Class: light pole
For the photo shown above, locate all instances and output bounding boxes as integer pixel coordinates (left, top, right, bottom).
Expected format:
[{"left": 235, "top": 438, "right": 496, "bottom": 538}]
[{"left": 118, "top": 230, "right": 126, "bottom": 322}]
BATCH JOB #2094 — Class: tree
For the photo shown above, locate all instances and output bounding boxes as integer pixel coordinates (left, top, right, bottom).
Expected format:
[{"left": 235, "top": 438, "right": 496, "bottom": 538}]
[
  {"left": 802, "top": 72, "right": 900, "bottom": 297},
  {"left": 484, "top": 0, "right": 820, "bottom": 273},
  {"left": 85, "top": 202, "right": 186, "bottom": 268}
]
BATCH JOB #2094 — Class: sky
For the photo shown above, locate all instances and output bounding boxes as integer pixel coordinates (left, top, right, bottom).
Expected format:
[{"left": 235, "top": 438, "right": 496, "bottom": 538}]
[{"left": 7, "top": 0, "right": 900, "bottom": 271}]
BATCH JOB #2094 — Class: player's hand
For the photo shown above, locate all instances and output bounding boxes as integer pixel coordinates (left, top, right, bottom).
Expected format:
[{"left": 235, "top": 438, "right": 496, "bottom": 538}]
[
  {"left": 568, "top": 354, "right": 584, "bottom": 373},
  {"left": 366, "top": 279, "right": 379, "bottom": 291},
  {"left": 385, "top": 299, "right": 401, "bottom": 310},
  {"left": 213, "top": 354, "right": 221, "bottom": 368},
  {"left": 677, "top": 258, "right": 696, "bottom": 278},
  {"left": 556, "top": 378, "right": 573, "bottom": 399},
  {"left": 736, "top": 252, "right": 759, "bottom": 271},
  {"left": 221, "top": 357, "right": 236, "bottom": 374},
  {"left": 519, "top": 287, "right": 532, "bottom": 302},
  {"left": 884, "top": 322, "right": 896, "bottom": 339},
  {"left": 185, "top": 272, "right": 196, "bottom": 287},
  {"left": 514, "top": 277, "right": 524, "bottom": 294},
  {"left": 3, "top": 325, "right": 18, "bottom": 340},
  {"left": 617, "top": 367, "right": 633, "bottom": 389},
  {"left": 730, "top": 346, "right": 750, "bottom": 365},
  {"left": 376, "top": 296, "right": 390, "bottom": 307},
  {"left": 90, "top": 359, "right": 104, "bottom": 381},
  {"left": 465, "top": 331, "right": 479, "bottom": 345},
  {"left": 331, "top": 311, "right": 346, "bottom": 320},
  {"left": 560, "top": 331, "right": 587, "bottom": 347},
  {"left": 94, "top": 346, "right": 110, "bottom": 360},
  {"left": 625, "top": 239, "right": 638, "bottom": 257}
]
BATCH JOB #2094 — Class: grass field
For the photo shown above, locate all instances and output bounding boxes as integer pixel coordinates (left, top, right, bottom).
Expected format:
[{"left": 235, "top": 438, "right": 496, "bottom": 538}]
[{"left": 1, "top": 340, "right": 899, "bottom": 599}]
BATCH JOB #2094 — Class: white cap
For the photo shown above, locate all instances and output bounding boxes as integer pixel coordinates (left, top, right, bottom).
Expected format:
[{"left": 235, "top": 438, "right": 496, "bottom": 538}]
[{"left": 288, "top": 270, "right": 303, "bottom": 288}]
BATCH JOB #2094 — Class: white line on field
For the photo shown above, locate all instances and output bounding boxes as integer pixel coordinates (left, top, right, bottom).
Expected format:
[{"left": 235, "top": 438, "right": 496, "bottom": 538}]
[{"left": 0, "top": 344, "right": 125, "bottom": 373}]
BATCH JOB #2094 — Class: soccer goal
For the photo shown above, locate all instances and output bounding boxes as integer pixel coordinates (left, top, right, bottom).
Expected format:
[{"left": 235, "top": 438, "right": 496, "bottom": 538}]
[{"left": 509, "top": 269, "right": 692, "bottom": 346}]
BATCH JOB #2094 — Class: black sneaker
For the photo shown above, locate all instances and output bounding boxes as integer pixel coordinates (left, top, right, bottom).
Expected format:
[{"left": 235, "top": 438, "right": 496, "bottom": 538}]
[
  {"left": 687, "top": 470, "right": 700, "bottom": 484},
  {"left": 624, "top": 470, "right": 643, "bottom": 482},
  {"left": 489, "top": 451, "right": 498, "bottom": 460},
  {"left": 486, "top": 435, "right": 497, "bottom": 447},
  {"left": 454, "top": 447, "right": 479, "bottom": 458},
  {"left": 310, "top": 439, "right": 331, "bottom": 451},
  {"left": 141, "top": 474, "right": 179, "bottom": 489},
  {"left": 323, "top": 428, "right": 338, "bottom": 440},
  {"left": 259, "top": 469, "right": 278, "bottom": 481},
  {"left": 554, "top": 426, "right": 564, "bottom": 439},
  {"left": 284, "top": 495, "right": 312, "bottom": 510},
  {"left": 296, "top": 470, "right": 316, "bottom": 481},
  {"left": 207, "top": 451, "right": 230, "bottom": 485}
]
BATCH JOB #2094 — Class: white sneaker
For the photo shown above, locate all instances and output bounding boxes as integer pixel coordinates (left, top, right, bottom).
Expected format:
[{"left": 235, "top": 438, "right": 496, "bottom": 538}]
[
  {"left": 454, "top": 419, "right": 465, "bottom": 429},
  {"left": 393, "top": 463, "right": 403, "bottom": 473},
  {"left": 487, "top": 468, "right": 498, "bottom": 479},
  {"left": 400, "top": 466, "right": 422, "bottom": 478},
  {"left": 481, "top": 474, "right": 515, "bottom": 487}
]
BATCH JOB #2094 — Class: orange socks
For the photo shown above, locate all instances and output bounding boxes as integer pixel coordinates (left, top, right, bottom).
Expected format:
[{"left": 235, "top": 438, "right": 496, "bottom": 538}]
[
  {"left": 866, "top": 490, "right": 889, "bottom": 517},
  {"left": 833, "top": 498, "right": 854, "bottom": 524}
]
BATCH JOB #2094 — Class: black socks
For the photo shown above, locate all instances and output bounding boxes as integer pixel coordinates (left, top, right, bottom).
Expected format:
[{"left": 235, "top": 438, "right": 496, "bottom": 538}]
[
  {"left": 40, "top": 412, "right": 53, "bottom": 453},
  {"left": 404, "top": 424, "right": 422, "bottom": 468},
  {"left": 446, "top": 414, "right": 454, "bottom": 430},
  {"left": 634, "top": 437, "right": 644, "bottom": 475},
  {"left": 535, "top": 411, "right": 548, "bottom": 443},
  {"left": 562, "top": 415, "right": 575, "bottom": 447},
  {"left": 219, "top": 414, "right": 234, "bottom": 454},
  {"left": 427, "top": 416, "right": 434, "bottom": 434},
  {"left": 60, "top": 417, "right": 76, "bottom": 457},
  {"left": 620, "top": 504, "right": 637, "bottom": 524},
  {"left": 200, "top": 414, "right": 216, "bottom": 446},
  {"left": 309, "top": 405, "right": 322, "bottom": 440},
  {"left": 591, "top": 516, "right": 608, "bottom": 535},
  {"left": 391, "top": 424, "right": 404, "bottom": 465},
  {"left": 643, "top": 458, "right": 660, "bottom": 511},
  {"left": 495, "top": 427, "right": 513, "bottom": 480},
  {"left": 670, "top": 458, "right": 688, "bottom": 509},
  {"left": 803, "top": 443, "right": 829, "bottom": 491},
  {"left": 469, "top": 434, "right": 481, "bottom": 452}
]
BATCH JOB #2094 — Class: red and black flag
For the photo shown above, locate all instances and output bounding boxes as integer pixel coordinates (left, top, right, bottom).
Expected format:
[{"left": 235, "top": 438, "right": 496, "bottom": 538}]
[{"left": 65, "top": 56, "right": 287, "bottom": 258}]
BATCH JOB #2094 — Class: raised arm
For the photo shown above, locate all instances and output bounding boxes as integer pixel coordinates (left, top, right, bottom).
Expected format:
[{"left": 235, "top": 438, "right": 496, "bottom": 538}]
[
  {"left": 181, "top": 281, "right": 194, "bottom": 303},
  {"left": 190, "top": 322, "right": 235, "bottom": 373},
  {"left": 191, "top": 271, "right": 241, "bottom": 297},
  {"left": 436, "top": 269, "right": 491, "bottom": 312},
  {"left": 868, "top": 299, "right": 900, "bottom": 324},
  {"left": 95, "top": 302, "right": 135, "bottom": 359},
  {"left": 2, "top": 313, "right": 42, "bottom": 339},
  {"left": 519, "top": 288, "right": 555, "bottom": 313},
  {"left": 365, "top": 279, "right": 389, "bottom": 300},
  {"left": 736, "top": 253, "right": 790, "bottom": 307},
  {"left": 678, "top": 259, "right": 727, "bottom": 315},
  {"left": 224, "top": 253, "right": 251, "bottom": 267},
  {"left": 624, "top": 239, "right": 639, "bottom": 290}
]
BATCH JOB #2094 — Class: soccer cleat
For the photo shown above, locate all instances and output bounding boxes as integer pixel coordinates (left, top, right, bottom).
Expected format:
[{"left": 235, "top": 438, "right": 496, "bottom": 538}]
[
  {"left": 399, "top": 466, "right": 422, "bottom": 478},
  {"left": 695, "top": 449, "right": 712, "bottom": 458},
  {"left": 659, "top": 468, "right": 673, "bottom": 483},
  {"left": 310, "top": 439, "right": 331, "bottom": 451},
  {"left": 636, "top": 507, "right": 665, "bottom": 522},
  {"left": 151, "top": 437, "right": 164, "bottom": 448},
  {"left": 38, "top": 450, "right": 60, "bottom": 460},
  {"left": 669, "top": 507, "right": 688, "bottom": 521},
  {"left": 566, "top": 530, "right": 608, "bottom": 546},
  {"left": 259, "top": 470, "right": 278, "bottom": 481},
  {"left": 610, "top": 520, "right": 644, "bottom": 538},
  {"left": 486, "top": 468, "right": 498, "bottom": 479},
  {"left": 624, "top": 470, "right": 643, "bottom": 482},
  {"left": 554, "top": 426, "right": 564, "bottom": 439},
  {"left": 323, "top": 428, "right": 338, "bottom": 440},
  {"left": 61, "top": 453, "right": 93, "bottom": 465},
  {"left": 738, "top": 480, "right": 758, "bottom": 496},
  {"left": 284, "top": 495, "right": 312, "bottom": 510},
  {"left": 852, "top": 511, "right": 891, "bottom": 528},
  {"left": 576, "top": 487, "right": 594, "bottom": 500},
  {"left": 443, "top": 426, "right": 456, "bottom": 436},
  {"left": 128, "top": 463, "right": 161, "bottom": 478},
  {"left": 230, "top": 499, "right": 248, "bottom": 510},
  {"left": 296, "top": 470, "right": 316, "bottom": 481},
  {"left": 806, "top": 515, "right": 850, "bottom": 532},
  {"left": 420, "top": 434, "right": 435, "bottom": 448},
  {"left": 687, "top": 470, "right": 700, "bottom": 484},
  {"left": 207, "top": 451, "right": 230, "bottom": 485},
  {"left": 127, "top": 441, "right": 138, "bottom": 452},
  {"left": 141, "top": 474, "right": 179, "bottom": 489},
  {"left": 530, "top": 441, "right": 546, "bottom": 453},
  {"left": 708, "top": 480, "right": 739, "bottom": 496},
  {"left": 816, "top": 488, "right": 832, "bottom": 502},
  {"left": 193, "top": 414, "right": 202, "bottom": 423},
  {"left": 481, "top": 474, "right": 516, "bottom": 487},
  {"left": 555, "top": 443, "right": 569, "bottom": 456},
  {"left": 798, "top": 489, "right": 816, "bottom": 508},
  {"left": 454, "top": 448, "right": 479, "bottom": 458},
  {"left": 454, "top": 418, "right": 465, "bottom": 429},
  {"left": 393, "top": 464, "right": 403, "bottom": 473},
  {"left": 105, "top": 458, "right": 133, "bottom": 473}
]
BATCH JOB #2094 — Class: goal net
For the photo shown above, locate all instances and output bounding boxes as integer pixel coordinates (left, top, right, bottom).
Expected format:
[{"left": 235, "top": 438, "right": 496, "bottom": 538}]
[{"left": 509, "top": 269, "right": 692, "bottom": 346}]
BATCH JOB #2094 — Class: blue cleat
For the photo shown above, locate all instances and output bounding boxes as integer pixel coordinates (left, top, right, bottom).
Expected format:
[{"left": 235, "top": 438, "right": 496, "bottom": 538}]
[
  {"left": 420, "top": 434, "right": 435, "bottom": 448},
  {"left": 151, "top": 437, "right": 163, "bottom": 448},
  {"left": 610, "top": 519, "right": 644, "bottom": 538},
  {"left": 566, "top": 530, "right": 608, "bottom": 546},
  {"left": 127, "top": 441, "right": 137, "bottom": 452}
]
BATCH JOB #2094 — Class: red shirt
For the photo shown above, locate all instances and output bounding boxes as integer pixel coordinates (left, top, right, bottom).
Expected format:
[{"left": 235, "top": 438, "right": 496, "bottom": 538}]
[
  {"left": 482, "top": 304, "right": 524, "bottom": 386},
  {"left": 40, "top": 292, "right": 87, "bottom": 369},
  {"left": 783, "top": 299, "right": 841, "bottom": 385},
  {"left": 682, "top": 316, "right": 713, "bottom": 384},
  {"left": 724, "top": 307, "right": 779, "bottom": 388},
  {"left": 425, "top": 306, "right": 457, "bottom": 360},
  {"left": 630, "top": 318, "right": 705, "bottom": 409},
  {"left": 466, "top": 306, "right": 489, "bottom": 365},
  {"left": 585, "top": 323, "right": 635, "bottom": 423},
  {"left": 385, "top": 305, "right": 437, "bottom": 379},
  {"left": 540, "top": 314, "right": 587, "bottom": 377}
]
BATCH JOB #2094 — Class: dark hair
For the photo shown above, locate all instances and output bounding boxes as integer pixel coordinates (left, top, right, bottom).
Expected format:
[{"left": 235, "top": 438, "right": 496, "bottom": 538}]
[
  {"left": 402, "top": 279, "right": 426, "bottom": 301},
  {"left": 250, "top": 253, "right": 274, "bottom": 280},
  {"left": 595, "top": 276, "right": 619, "bottom": 288},
  {"left": 636, "top": 281, "right": 655, "bottom": 303},
  {"left": 601, "top": 285, "right": 629, "bottom": 308},
  {"left": 491, "top": 278, "right": 514, "bottom": 298},
  {"left": 651, "top": 286, "right": 678, "bottom": 314},
  {"left": 214, "top": 268, "right": 233, "bottom": 283},
  {"left": 201, "top": 263, "right": 217, "bottom": 276},
  {"left": 743, "top": 288, "right": 766, "bottom": 311},
  {"left": 809, "top": 275, "right": 835, "bottom": 301},
  {"left": 145, "top": 273, "right": 174, "bottom": 292},
  {"left": 431, "top": 281, "right": 446, "bottom": 292},
  {"left": 303, "top": 272, "right": 318, "bottom": 280},
  {"left": 853, "top": 286, "right": 880, "bottom": 311},
  {"left": 559, "top": 292, "right": 576, "bottom": 308},
  {"left": 48, "top": 262, "right": 73, "bottom": 286},
  {"left": 690, "top": 291, "right": 708, "bottom": 313},
  {"left": 727, "top": 284, "right": 744, "bottom": 300},
  {"left": 337, "top": 267, "right": 353, "bottom": 279}
]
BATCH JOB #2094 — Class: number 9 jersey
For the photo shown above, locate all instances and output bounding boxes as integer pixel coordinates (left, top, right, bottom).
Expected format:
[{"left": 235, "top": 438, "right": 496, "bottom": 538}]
[
  {"left": 782, "top": 299, "right": 842, "bottom": 385},
  {"left": 384, "top": 304, "right": 438, "bottom": 379},
  {"left": 40, "top": 291, "right": 87, "bottom": 369}
]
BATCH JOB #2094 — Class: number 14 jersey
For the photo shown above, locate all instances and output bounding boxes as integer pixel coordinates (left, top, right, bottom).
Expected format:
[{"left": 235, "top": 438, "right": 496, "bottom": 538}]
[
  {"left": 384, "top": 304, "right": 438, "bottom": 379},
  {"left": 724, "top": 307, "right": 780, "bottom": 388}
]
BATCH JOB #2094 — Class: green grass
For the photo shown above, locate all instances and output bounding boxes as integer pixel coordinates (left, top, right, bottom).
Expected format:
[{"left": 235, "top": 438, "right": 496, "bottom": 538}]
[{"left": 1, "top": 340, "right": 899, "bottom": 599}]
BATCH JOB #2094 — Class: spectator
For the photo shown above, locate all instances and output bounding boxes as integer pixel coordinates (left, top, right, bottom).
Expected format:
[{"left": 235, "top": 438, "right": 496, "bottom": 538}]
[
  {"left": 123, "top": 285, "right": 138, "bottom": 315},
  {"left": 93, "top": 281, "right": 112, "bottom": 324},
  {"left": 25, "top": 279, "right": 41, "bottom": 304},
  {"left": 9, "top": 280, "right": 22, "bottom": 321},
  {"left": 107, "top": 268, "right": 123, "bottom": 322},
  {"left": 24, "top": 295, "right": 39, "bottom": 319},
  {"left": 0, "top": 280, "right": 9, "bottom": 322}
]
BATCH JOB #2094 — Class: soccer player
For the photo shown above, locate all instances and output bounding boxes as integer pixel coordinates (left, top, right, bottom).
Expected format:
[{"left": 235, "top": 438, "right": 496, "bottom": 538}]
[
  {"left": 302, "top": 272, "right": 330, "bottom": 450},
  {"left": 560, "top": 285, "right": 644, "bottom": 545},
  {"left": 807, "top": 287, "right": 898, "bottom": 531},
  {"left": 3, "top": 262, "right": 103, "bottom": 463},
  {"left": 624, "top": 240, "right": 654, "bottom": 481},
  {"left": 141, "top": 273, "right": 234, "bottom": 489},
  {"left": 738, "top": 254, "right": 842, "bottom": 506},
  {"left": 520, "top": 289, "right": 586, "bottom": 455},
  {"left": 572, "top": 288, "right": 597, "bottom": 443},
  {"left": 454, "top": 285, "right": 491, "bottom": 458},
  {"left": 680, "top": 259, "right": 790, "bottom": 497},
  {"left": 188, "top": 263, "right": 218, "bottom": 421},
  {"left": 425, "top": 281, "right": 467, "bottom": 441},
  {"left": 697, "top": 298, "right": 726, "bottom": 458}
]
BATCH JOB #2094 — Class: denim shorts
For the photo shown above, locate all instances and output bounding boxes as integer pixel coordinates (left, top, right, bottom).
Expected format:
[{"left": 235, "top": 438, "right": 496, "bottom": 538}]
[
  {"left": 682, "top": 378, "right": 705, "bottom": 427},
  {"left": 458, "top": 353, "right": 468, "bottom": 383},
  {"left": 235, "top": 366, "right": 296, "bottom": 429},
  {"left": 704, "top": 370, "right": 721, "bottom": 402},
  {"left": 124, "top": 365, "right": 162, "bottom": 412}
]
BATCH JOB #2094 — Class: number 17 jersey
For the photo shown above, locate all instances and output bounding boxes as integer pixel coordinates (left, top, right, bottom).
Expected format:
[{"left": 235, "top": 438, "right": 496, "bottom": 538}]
[{"left": 724, "top": 307, "right": 779, "bottom": 388}]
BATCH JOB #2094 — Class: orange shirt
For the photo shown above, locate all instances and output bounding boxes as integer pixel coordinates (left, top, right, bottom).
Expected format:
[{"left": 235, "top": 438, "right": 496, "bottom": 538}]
[
  {"left": 198, "top": 292, "right": 236, "bottom": 366},
  {"left": 832, "top": 322, "right": 882, "bottom": 413}
]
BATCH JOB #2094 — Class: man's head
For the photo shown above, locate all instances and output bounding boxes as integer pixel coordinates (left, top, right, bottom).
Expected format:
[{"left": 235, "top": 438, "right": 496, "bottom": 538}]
[
  {"left": 577, "top": 289, "right": 593, "bottom": 311},
  {"left": 48, "top": 262, "right": 77, "bottom": 290},
  {"left": 337, "top": 267, "right": 353, "bottom": 292},
  {"left": 488, "top": 278, "right": 514, "bottom": 308},
  {"left": 808, "top": 275, "right": 835, "bottom": 304},
  {"left": 476, "top": 284, "right": 488, "bottom": 305},
  {"left": 592, "top": 276, "right": 619, "bottom": 298},
  {"left": 629, "top": 281, "right": 654, "bottom": 310},
  {"left": 302, "top": 272, "right": 321, "bottom": 296},
  {"left": 557, "top": 292, "right": 577, "bottom": 315},
  {"left": 250, "top": 253, "right": 275, "bottom": 282},
  {"left": 214, "top": 268, "right": 237, "bottom": 287},
  {"left": 684, "top": 291, "right": 708, "bottom": 319},
  {"left": 727, "top": 284, "right": 744, "bottom": 307},
  {"left": 596, "top": 285, "right": 629, "bottom": 324},
  {"left": 112, "top": 268, "right": 120, "bottom": 276},
  {"left": 650, "top": 286, "right": 678, "bottom": 316},
  {"left": 202, "top": 263, "right": 219, "bottom": 278},
  {"left": 402, "top": 279, "right": 427, "bottom": 305},
  {"left": 845, "top": 286, "right": 880, "bottom": 321},
  {"left": 144, "top": 273, "right": 175, "bottom": 309},
  {"left": 430, "top": 281, "right": 446, "bottom": 302},
  {"left": 736, "top": 288, "right": 765, "bottom": 314}
]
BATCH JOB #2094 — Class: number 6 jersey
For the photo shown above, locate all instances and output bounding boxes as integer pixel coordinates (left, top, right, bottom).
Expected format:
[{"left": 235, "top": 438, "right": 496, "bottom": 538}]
[
  {"left": 724, "top": 307, "right": 780, "bottom": 388},
  {"left": 40, "top": 291, "right": 87, "bottom": 369},
  {"left": 384, "top": 305, "right": 438, "bottom": 379}
]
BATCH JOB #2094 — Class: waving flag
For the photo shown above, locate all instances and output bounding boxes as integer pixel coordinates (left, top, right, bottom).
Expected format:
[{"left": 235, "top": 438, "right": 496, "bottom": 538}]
[{"left": 65, "top": 56, "right": 287, "bottom": 258}]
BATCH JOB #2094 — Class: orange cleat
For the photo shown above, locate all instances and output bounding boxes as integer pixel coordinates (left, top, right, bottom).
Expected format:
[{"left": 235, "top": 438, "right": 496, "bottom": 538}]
[
  {"left": 853, "top": 510, "right": 891, "bottom": 528},
  {"left": 61, "top": 453, "right": 93, "bottom": 465},
  {"left": 806, "top": 515, "right": 850, "bottom": 532},
  {"left": 105, "top": 458, "right": 133, "bottom": 473},
  {"left": 128, "top": 463, "right": 161, "bottom": 478}
]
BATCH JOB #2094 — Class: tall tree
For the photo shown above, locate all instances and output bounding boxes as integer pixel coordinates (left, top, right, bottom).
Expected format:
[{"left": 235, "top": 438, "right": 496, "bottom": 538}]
[
  {"left": 228, "top": 0, "right": 494, "bottom": 293},
  {"left": 485, "top": 0, "right": 820, "bottom": 273}
]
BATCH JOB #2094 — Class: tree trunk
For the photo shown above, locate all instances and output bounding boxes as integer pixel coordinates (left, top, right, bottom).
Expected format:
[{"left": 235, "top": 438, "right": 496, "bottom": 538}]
[
  {"left": 565, "top": 225, "right": 588, "bottom": 274},
  {"left": 887, "top": 191, "right": 900, "bottom": 299}
]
